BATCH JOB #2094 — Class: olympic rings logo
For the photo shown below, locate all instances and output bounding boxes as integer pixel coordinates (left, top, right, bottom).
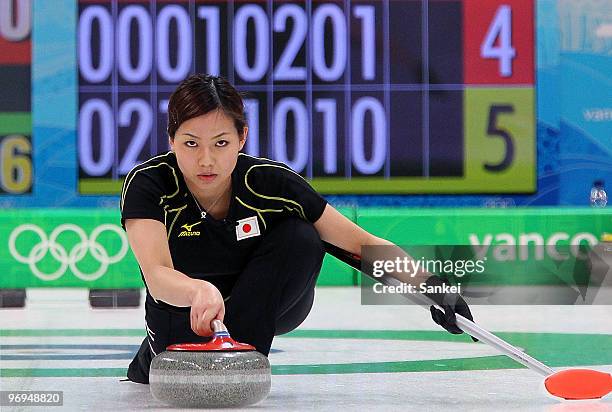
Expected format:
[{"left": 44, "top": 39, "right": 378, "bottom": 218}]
[{"left": 8, "top": 224, "right": 129, "bottom": 282}]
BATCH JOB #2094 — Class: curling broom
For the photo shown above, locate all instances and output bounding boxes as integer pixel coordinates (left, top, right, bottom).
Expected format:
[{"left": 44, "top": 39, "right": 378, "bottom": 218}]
[{"left": 323, "top": 241, "right": 612, "bottom": 400}]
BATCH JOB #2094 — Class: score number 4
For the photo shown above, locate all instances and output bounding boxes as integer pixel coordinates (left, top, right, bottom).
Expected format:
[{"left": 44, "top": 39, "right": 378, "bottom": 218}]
[
  {"left": 1, "top": 135, "right": 32, "bottom": 194},
  {"left": 481, "top": 5, "right": 516, "bottom": 77}
]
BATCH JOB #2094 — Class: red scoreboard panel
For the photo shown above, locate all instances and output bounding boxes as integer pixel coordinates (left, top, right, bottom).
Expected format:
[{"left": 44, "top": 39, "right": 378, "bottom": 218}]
[
  {"left": 464, "top": 0, "right": 534, "bottom": 84},
  {"left": 0, "top": 33, "right": 30, "bottom": 65}
]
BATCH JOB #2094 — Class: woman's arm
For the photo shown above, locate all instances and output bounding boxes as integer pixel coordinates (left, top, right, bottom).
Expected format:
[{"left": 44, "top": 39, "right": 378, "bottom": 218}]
[
  {"left": 313, "top": 204, "right": 426, "bottom": 283},
  {"left": 125, "top": 219, "right": 197, "bottom": 305},
  {"left": 314, "top": 204, "right": 477, "bottom": 339},
  {"left": 313, "top": 204, "right": 391, "bottom": 254},
  {"left": 125, "top": 219, "right": 224, "bottom": 335}
]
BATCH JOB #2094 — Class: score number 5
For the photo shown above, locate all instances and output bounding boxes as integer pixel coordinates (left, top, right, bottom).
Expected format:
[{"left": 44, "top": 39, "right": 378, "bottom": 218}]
[
  {"left": 1, "top": 135, "right": 32, "bottom": 194},
  {"left": 465, "top": 87, "right": 534, "bottom": 192},
  {"left": 485, "top": 105, "right": 514, "bottom": 172}
]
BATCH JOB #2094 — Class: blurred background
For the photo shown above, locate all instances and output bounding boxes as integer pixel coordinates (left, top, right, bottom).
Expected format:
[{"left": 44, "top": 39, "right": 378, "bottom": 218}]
[{"left": 0, "top": 0, "right": 610, "bottom": 299}]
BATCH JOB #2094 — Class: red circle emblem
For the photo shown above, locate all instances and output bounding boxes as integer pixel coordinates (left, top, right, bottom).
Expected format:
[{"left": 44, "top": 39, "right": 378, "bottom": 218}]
[{"left": 243, "top": 224, "right": 251, "bottom": 233}]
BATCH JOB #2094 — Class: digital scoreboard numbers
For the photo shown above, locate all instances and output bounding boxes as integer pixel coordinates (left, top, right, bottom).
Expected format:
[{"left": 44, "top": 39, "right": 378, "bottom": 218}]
[
  {"left": 77, "top": 0, "right": 534, "bottom": 195},
  {"left": 0, "top": 0, "right": 32, "bottom": 195}
]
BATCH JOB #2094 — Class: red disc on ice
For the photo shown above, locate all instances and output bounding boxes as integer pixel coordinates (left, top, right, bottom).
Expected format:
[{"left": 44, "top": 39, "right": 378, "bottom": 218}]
[{"left": 545, "top": 369, "right": 612, "bottom": 400}]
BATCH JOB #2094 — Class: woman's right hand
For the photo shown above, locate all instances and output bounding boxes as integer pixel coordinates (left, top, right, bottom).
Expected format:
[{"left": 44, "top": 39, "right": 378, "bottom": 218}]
[{"left": 189, "top": 280, "right": 225, "bottom": 336}]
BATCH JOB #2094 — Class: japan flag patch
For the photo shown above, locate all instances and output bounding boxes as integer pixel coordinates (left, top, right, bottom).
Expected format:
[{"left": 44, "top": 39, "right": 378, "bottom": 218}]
[{"left": 235, "top": 216, "right": 261, "bottom": 241}]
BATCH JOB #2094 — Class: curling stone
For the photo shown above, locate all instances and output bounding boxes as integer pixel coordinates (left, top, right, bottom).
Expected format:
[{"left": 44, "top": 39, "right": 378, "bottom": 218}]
[{"left": 149, "top": 320, "right": 271, "bottom": 408}]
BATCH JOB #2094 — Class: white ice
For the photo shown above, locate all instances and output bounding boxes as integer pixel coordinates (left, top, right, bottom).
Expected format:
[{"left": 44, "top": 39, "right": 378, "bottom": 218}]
[{"left": 1, "top": 288, "right": 611, "bottom": 411}]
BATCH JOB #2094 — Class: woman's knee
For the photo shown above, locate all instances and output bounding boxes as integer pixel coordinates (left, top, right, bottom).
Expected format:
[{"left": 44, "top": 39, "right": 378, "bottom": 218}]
[
  {"left": 275, "top": 288, "right": 315, "bottom": 335},
  {"left": 275, "top": 218, "right": 324, "bottom": 261}
]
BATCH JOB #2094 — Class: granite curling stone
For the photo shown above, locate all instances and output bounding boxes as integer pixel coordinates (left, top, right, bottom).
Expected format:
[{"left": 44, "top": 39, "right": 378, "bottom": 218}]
[{"left": 149, "top": 320, "right": 271, "bottom": 408}]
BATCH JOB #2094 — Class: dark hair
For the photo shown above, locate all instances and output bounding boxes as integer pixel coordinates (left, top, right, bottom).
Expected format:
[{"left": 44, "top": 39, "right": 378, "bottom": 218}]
[{"left": 167, "top": 74, "right": 247, "bottom": 139}]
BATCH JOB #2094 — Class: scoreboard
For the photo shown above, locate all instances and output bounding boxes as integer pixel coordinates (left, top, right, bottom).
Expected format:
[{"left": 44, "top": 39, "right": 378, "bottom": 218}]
[
  {"left": 77, "top": 0, "right": 535, "bottom": 195},
  {"left": 1, "top": 0, "right": 535, "bottom": 200}
]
